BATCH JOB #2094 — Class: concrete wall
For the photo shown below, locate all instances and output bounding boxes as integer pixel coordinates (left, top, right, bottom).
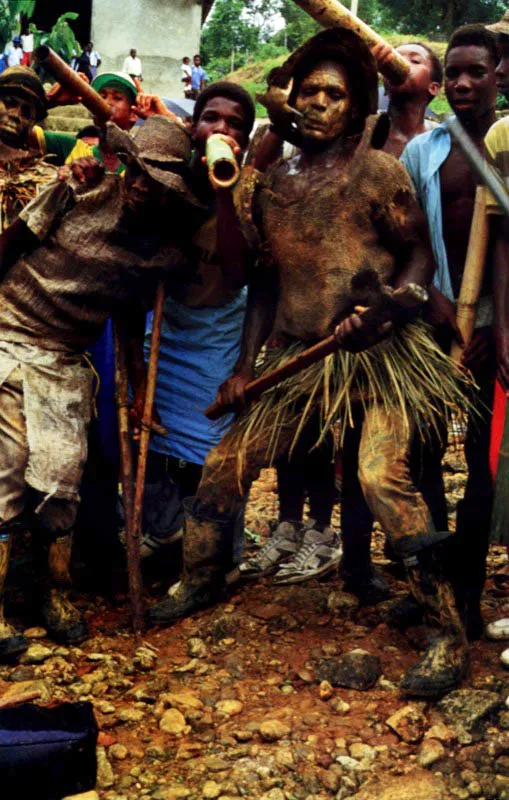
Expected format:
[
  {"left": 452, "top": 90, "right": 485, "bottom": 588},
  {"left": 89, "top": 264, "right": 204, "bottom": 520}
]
[{"left": 91, "top": 0, "right": 203, "bottom": 97}]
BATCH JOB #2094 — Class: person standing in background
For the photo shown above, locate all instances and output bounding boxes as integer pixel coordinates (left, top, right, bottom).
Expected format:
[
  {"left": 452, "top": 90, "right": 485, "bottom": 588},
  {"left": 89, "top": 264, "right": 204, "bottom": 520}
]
[
  {"left": 181, "top": 56, "right": 192, "bottom": 98},
  {"left": 123, "top": 48, "right": 143, "bottom": 82},
  {"left": 87, "top": 42, "right": 101, "bottom": 80},
  {"left": 20, "top": 28, "right": 33, "bottom": 67},
  {"left": 191, "top": 54, "right": 207, "bottom": 99}
]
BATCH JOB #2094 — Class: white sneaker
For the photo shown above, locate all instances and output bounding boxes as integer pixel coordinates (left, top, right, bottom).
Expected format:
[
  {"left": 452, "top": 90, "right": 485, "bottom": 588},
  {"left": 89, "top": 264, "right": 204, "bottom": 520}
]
[
  {"left": 237, "top": 521, "right": 304, "bottom": 579},
  {"left": 273, "top": 520, "right": 342, "bottom": 585}
]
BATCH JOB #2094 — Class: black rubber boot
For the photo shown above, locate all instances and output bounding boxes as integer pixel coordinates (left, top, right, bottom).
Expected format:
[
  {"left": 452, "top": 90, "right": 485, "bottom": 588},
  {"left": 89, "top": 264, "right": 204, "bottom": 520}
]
[
  {"left": 0, "top": 532, "right": 28, "bottom": 661},
  {"left": 400, "top": 549, "right": 469, "bottom": 698},
  {"left": 39, "top": 534, "right": 88, "bottom": 645},
  {"left": 148, "top": 498, "right": 237, "bottom": 625},
  {"left": 340, "top": 561, "right": 391, "bottom": 606}
]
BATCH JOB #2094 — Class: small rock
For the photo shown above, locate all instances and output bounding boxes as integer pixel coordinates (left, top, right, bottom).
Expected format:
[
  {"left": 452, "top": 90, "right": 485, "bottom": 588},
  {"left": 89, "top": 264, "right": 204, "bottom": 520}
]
[
  {"left": 215, "top": 700, "right": 243, "bottom": 716},
  {"left": 425, "top": 722, "right": 457, "bottom": 744},
  {"left": 259, "top": 719, "right": 291, "bottom": 741},
  {"left": 418, "top": 739, "right": 446, "bottom": 767},
  {"left": 330, "top": 696, "right": 350, "bottom": 714},
  {"left": 62, "top": 792, "right": 100, "bottom": 800},
  {"left": 96, "top": 746, "right": 115, "bottom": 789},
  {"left": 20, "top": 644, "right": 53, "bottom": 664},
  {"left": 316, "top": 649, "right": 381, "bottom": 690},
  {"left": 118, "top": 707, "right": 144, "bottom": 723},
  {"left": 327, "top": 590, "right": 360, "bottom": 613},
  {"left": 97, "top": 701, "right": 116, "bottom": 714},
  {"left": 162, "top": 689, "right": 203, "bottom": 711},
  {"left": 159, "top": 708, "right": 188, "bottom": 735},
  {"left": 0, "top": 679, "right": 51, "bottom": 707},
  {"left": 109, "top": 743, "right": 129, "bottom": 760},
  {"left": 350, "top": 769, "right": 446, "bottom": 799},
  {"left": 350, "top": 743, "right": 376, "bottom": 761},
  {"left": 23, "top": 627, "right": 47, "bottom": 639},
  {"left": 337, "top": 755, "right": 361, "bottom": 770},
  {"left": 260, "top": 790, "right": 285, "bottom": 800},
  {"left": 188, "top": 637, "right": 208, "bottom": 658},
  {"left": 437, "top": 689, "right": 501, "bottom": 743},
  {"left": 319, "top": 680, "right": 334, "bottom": 700},
  {"left": 386, "top": 705, "right": 428, "bottom": 744},
  {"left": 133, "top": 645, "right": 157, "bottom": 671},
  {"left": 202, "top": 781, "right": 222, "bottom": 798},
  {"left": 275, "top": 747, "right": 295, "bottom": 768}
]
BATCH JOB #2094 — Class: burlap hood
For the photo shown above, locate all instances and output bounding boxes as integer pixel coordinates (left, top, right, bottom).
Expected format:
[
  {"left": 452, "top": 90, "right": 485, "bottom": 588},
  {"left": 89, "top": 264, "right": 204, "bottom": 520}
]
[
  {"left": 106, "top": 115, "right": 203, "bottom": 207},
  {"left": 0, "top": 66, "right": 47, "bottom": 121},
  {"left": 267, "top": 28, "right": 379, "bottom": 126}
]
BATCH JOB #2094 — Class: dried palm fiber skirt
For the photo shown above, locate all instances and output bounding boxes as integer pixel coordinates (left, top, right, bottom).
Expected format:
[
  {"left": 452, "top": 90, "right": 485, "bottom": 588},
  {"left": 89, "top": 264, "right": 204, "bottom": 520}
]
[{"left": 228, "top": 320, "right": 475, "bottom": 485}]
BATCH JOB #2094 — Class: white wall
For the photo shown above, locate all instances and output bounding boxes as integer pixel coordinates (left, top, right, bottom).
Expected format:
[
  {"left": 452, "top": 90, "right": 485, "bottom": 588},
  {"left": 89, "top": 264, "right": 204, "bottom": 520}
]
[{"left": 91, "top": 0, "right": 202, "bottom": 97}]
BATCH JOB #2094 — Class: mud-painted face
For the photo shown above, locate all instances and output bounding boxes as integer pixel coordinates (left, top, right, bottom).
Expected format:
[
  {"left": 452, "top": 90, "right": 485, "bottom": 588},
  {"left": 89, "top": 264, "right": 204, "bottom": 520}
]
[
  {"left": 295, "top": 60, "right": 351, "bottom": 143},
  {"left": 0, "top": 92, "right": 37, "bottom": 147}
]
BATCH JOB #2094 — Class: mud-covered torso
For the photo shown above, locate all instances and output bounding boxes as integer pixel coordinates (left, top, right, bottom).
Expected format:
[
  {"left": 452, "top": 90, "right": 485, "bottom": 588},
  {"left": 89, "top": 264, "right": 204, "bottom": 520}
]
[{"left": 256, "top": 137, "right": 420, "bottom": 343}]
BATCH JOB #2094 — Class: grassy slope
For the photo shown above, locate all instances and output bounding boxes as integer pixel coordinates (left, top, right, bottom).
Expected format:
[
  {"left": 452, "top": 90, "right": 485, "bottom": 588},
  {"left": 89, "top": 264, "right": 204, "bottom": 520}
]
[{"left": 226, "top": 34, "right": 450, "bottom": 117}]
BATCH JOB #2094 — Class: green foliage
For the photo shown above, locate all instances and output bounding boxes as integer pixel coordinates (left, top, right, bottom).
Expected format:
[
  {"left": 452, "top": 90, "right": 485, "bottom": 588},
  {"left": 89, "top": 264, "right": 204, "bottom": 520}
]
[
  {"left": 380, "top": 0, "right": 506, "bottom": 37},
  {"left": 0, "top": 0, "right": 36, "bottom": 53},
  {"left": 202, "top": 0, "right": 260, "bottom": 66},
  {"left": 35, "top": 12, "right": 79, "bottom": 63}
]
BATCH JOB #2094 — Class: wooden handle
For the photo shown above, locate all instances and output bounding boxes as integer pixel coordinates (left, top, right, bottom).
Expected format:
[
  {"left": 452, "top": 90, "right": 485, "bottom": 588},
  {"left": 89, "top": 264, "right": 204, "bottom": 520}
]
[
  {"left": 450, "top": 186, "right": 489, "bottom": 362},
  {"left": 206, "top": 134, "right": 240, "bottom": 189},
  {"left": 292, "top": 0, "right": 410, "bottom": 85},
  {"left": 35, "top": 45, "right": 112, "bottom": 124}
]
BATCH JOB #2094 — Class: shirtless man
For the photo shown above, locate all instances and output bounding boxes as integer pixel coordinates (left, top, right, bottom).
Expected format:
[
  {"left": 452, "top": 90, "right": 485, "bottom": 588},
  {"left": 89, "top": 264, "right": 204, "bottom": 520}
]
[
  {"left": 149, "top": 28, "right": 472, "bottom": 698},
  {"left": 402, "top": 24, "right": 499, "bottom": 639}
]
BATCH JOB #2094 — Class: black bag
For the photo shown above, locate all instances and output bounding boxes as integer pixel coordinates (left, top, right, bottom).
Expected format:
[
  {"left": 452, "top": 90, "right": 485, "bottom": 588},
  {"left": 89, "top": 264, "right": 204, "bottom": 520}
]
[{"left": 0, "top": 702, "right": 98, "bottom": 800}]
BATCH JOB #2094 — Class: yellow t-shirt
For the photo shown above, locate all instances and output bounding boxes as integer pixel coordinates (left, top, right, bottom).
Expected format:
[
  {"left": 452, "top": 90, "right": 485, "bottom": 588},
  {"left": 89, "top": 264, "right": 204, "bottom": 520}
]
[
  {"left": 64, "top": 139, "right": 94, "bottom": 164},
  {"left": 485, "top": 117, "right": 509, "bottom": 214}
]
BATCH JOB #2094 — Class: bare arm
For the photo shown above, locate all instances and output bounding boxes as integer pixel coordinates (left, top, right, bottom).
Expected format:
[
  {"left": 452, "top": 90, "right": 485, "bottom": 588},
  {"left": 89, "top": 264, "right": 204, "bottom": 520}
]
[
  {"left": 493, "top": 214, "right": 509, "bottom": 391},
  {"left": 216, "top": 264, "right": 278, "bottom": 410}
]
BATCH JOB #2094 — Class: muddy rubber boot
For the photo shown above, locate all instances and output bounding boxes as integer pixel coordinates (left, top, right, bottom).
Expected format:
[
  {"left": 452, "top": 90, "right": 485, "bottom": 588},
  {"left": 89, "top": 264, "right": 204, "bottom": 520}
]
[
  {"left": 400, "top": 550, "right": 469, "bottom": 698},
  {"left": 148, "top": 498, "right": 237, "bottom": 626},
  {"left": 39, "top": 534, "right": 87, "bottom": 645},
  {"left": 0, "top": 532, "right": 28, "bottom": 661}
]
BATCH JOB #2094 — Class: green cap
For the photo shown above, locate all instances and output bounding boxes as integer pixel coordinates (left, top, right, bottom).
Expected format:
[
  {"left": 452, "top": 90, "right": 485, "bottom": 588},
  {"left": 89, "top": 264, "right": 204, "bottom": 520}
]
[{"left": 91, "top": 72, "right": 137, "bottom": 103}]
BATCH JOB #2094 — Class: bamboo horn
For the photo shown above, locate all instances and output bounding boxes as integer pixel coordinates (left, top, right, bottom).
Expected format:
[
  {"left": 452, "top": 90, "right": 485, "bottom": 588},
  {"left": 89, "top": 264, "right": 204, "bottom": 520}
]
[
  {"left": 206, "top": 134, "right": 240, "bottom": 189},
  {"left": 450, "top": 186, "right": 489, "bottom": 362},
  {"left": 35, "top": 45, "right": 111, "bottom": 124},
  {"left": 113, "top": 317, "right": 142, "bottom": 636},
  {"left": 291, "top": 0, "right": 410, "bottom": 84},
  {"left": 131, "top": 281, "right": 166, "bottom": 614},
  {"left": 206, "top": 282, "right": 427, "bottom": 420}
]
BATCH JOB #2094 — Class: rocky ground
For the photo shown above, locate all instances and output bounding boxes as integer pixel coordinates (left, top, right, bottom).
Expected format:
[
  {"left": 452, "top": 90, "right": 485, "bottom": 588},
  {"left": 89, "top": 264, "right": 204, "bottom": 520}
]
[{"left": 2, "top": 453, "right": 509, "bottom": 800}]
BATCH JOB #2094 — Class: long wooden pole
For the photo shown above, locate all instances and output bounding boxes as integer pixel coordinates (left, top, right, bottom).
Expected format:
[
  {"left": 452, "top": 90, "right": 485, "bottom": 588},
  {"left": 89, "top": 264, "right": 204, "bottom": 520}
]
[
  {"left": 206, "top": 282, "right": 427, "bottom": 420},
  {"left": 131, "top": 282, "right": 166, "bottom": 579},
  {"left": 291, "top": 0, "right": 410, "bottom": 84},
  {"left": 113, "top": 318, "right": 143, "bottom": 635},
  {"left": 450, "top": 186, "right": 489, "bottom": 362}
]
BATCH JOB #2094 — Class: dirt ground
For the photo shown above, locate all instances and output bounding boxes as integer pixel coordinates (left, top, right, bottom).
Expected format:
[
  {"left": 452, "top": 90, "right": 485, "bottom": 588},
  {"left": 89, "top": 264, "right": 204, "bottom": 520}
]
[{"left": 1, "top": 455, "right": 509, "bottom": 800}]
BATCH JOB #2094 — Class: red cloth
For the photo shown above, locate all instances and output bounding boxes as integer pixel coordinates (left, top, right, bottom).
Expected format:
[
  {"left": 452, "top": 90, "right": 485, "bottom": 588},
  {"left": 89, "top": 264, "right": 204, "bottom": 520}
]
[
  {"left": 21, "top": 52, "right": 32, "bottom": 66},
  {"left": 490, "top": 378, "right": 507, "bottom": 482}
]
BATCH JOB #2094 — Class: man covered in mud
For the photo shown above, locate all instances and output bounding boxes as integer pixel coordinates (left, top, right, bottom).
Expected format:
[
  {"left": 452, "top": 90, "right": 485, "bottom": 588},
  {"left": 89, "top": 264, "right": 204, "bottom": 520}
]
[
  {"left": 149, "top": 29, "right": 473, "bottom": 698},
  {"left": 0, "top": 116, "right": 199, "bottom": 660}
]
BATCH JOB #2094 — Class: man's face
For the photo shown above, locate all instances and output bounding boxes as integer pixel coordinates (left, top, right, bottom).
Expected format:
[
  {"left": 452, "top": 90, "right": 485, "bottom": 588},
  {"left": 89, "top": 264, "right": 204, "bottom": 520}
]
[
  {"left": 98, "top": 87, "right": 136, "bottom": 130},
  {"left": 130, "top": 49, "right": 137, "bottom": 58},
  {"left": 0, "top": 92, "right": 36, "bottom": 147},
  {"left": 193, "top": 96, "right": 247, "bottom": 155},
  {"left": 386, "top": 44, "right": 439, "bottom": 100},
  {"left": 495, "top": 36, "right": 509, "bottom": 94},
  {"left": 295, "top": 60, "right": 351, "bottom": 143},
  {"left": 123, "top": 159, "right": 168, "bottom": 214},
  {"left": 194, "top": 56, "right": 201, "bottom": 66},
  {"left": 444, "top": 45, "right": 497, "bottom": 120}
]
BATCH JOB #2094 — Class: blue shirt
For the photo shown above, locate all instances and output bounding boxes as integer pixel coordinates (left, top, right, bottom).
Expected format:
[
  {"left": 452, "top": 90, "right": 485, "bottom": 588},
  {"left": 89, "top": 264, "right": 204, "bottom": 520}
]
[
  {"left": 144, "top": 288, "right": 247, "bottom": 465},
  {"left": 400, "top": 120, "right": 454, "bottom": 301},
  {"left": 191, "top": 65, "right": 207, "bottom": 91}
]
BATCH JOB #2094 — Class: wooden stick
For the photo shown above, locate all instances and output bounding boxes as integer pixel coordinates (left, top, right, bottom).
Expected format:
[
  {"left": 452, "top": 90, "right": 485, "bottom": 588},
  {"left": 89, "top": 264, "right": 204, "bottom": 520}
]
[
  {"left": 113, "top": 317, "right": 142, "bottom": 636},
  {"left": 35, "top": 45, "right": 111, "bottom": 124},
  {"left": 450, "top": 186, "right": 489, "bottom": 362},
  {"left": 131, "top": 281, "right": 166, "bottom": 592},
  {"left": 291, "top": 0, "right": 410, "bottom": 84},
  {"left": 206, "top": 282, "right": 427, "bottom": 420}
]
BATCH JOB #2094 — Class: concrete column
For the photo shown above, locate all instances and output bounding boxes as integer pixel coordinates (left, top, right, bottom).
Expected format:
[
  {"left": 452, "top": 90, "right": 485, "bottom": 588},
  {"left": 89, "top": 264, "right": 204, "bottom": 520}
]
[{"left": 91, "top": 0, "right": 202, "bottom": 97}]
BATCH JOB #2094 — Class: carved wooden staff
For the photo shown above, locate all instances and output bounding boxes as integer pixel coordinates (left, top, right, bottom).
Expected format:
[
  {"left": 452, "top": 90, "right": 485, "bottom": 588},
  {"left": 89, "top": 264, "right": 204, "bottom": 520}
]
[
  {"left": 291, "top": 0, "right": 410, "bottom": 84},
  {"left": 131, "top": 281, "right": 166, "bottom": 594},
  {"left": 206, "top": 282, "right": 427, "bottom": 420},
  {"left": 450, "top": 185, "right": 489, "bottom": 362},
  {"left": 113, "top": 318, "right": 142, "bottom": 635}
]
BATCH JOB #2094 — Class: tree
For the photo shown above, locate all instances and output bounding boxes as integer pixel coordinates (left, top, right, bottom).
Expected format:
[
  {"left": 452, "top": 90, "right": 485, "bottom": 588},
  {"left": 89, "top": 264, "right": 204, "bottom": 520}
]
[
  {"left": 201, "top": 0, "right": 261, "bottom": 70},
  {"left": 0, "top": 0, "right": 35, "bottom": 52},
  {"left": 380, "top": 0, "right": 506, "bottom": 36}
]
